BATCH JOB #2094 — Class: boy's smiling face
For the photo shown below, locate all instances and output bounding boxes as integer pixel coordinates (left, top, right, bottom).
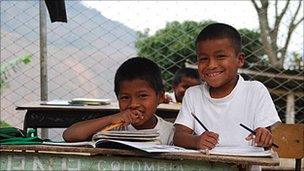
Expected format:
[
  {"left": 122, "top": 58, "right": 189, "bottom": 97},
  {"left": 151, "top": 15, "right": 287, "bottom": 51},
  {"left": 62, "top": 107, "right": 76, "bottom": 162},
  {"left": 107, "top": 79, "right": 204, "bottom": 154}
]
[
  {"left": 196, "top": 38, "right": 244, "bottom": 96},
  {"left": 118, "top": 79, "right": 164, "bottom": 128}
]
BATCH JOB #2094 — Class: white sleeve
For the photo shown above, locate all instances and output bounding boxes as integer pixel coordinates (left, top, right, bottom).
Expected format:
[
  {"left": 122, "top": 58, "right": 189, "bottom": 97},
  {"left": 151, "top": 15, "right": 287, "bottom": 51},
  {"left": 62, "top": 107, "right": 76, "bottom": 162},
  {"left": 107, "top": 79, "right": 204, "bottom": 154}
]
[
  {"left": 253, "top": 82, "right": 281, "bottom": 129},
  {"left": 174, "top": 89, "right": 195, "bottom": 130}
]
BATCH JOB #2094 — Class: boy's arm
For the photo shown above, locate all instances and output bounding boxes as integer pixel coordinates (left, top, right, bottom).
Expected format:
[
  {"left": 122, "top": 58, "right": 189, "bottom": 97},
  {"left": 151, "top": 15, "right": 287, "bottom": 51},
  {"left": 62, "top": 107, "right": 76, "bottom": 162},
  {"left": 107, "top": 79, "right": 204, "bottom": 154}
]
[
  {"left": 63, "top": 115, "right": 115, "bottom": 142},
  {"left": 63, "top": 110, "right": 143, "bottom": 142},
  {"left": 173, "top": 124, "right": 219, "bottom": 150},
  {"left": 173, "top": 124, "right": 198, "bottom": 149}
]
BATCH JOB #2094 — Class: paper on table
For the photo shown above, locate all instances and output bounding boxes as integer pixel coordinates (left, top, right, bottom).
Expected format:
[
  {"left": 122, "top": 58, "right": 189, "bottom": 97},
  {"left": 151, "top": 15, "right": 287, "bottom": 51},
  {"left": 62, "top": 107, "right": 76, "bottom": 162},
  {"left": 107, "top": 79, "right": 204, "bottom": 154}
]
[
  {"left": 206, "top": 146, "right": 272, "bottom": 157},
  {"left": 43, "top": 140, "right": 199, "bottom": 153},
  {"left": 95, "top": 140, "right": 200, "bottom": 153}
]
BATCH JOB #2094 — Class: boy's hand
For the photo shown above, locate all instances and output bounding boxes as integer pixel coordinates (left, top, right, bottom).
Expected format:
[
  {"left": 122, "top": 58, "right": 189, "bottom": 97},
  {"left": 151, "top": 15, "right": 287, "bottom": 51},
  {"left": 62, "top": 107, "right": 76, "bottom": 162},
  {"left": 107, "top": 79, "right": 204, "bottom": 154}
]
[
  {"left": 245, "top": 127, "right": 273, "bottom": 148},
  {"left": 163, "top": 94, "right": 172, "bottom": 104},
  {"left": 196, "top": 131, "right": 219, "bottom": 150},
  {"left": 111, "top": 109, "right": 144, "bottom": 125}
]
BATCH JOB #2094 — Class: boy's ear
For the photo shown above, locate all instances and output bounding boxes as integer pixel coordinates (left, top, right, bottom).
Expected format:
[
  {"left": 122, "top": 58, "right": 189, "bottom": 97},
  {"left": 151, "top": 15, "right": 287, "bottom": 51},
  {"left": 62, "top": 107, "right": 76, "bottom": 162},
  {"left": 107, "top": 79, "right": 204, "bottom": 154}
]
[{"left": 237, "top": 52, "right": 245, "bottom": 67}]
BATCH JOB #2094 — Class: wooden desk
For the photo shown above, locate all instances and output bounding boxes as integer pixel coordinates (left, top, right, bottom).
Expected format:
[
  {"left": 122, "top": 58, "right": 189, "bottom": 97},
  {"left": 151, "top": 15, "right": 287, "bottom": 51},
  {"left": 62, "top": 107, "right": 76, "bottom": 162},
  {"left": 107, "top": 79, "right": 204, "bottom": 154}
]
[
  {"left": 16, "top": 102, "right": 181, "bottom": 132},
  {"left": 0, "top": 145, "right": 279, "bottom": 171}
]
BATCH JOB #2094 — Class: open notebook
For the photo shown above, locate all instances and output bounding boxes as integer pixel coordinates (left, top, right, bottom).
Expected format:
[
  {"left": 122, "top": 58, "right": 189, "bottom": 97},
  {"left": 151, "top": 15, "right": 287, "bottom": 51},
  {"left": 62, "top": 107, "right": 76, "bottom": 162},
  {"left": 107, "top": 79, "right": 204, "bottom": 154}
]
[
  {"left": 43, "top": 129, "right": 271, "bottom": 156},
  {"left": 43, "top": 141, "right": 271, "bottom": 156},
  {"left": 42, "top": 140, "right": 198, "bottom": 153}
]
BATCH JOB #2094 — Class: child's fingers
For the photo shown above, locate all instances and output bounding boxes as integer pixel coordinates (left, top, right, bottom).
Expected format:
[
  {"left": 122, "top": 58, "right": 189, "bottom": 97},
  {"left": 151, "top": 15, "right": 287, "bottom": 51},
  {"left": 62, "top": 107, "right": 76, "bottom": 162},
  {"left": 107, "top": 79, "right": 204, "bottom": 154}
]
[
  {"left": 198, "top": 131, "right": 219, "bottom": 150},
  {"left": 208, "top": 132, "right": 219, "bottom": 140},
  {"left": 254, "top": 129, "right": 262, "bottom": 144},
  {"left": 132, "top": 110, "right": 144, "bottom": 119},
  {"left": 206, "top": 132, "right": 219, "bottom": 143},
  {"left": 263, "top": 133, "right": 272, "bottom": 147},
  {"left": 245, "top": 133, "right": 254, "bottom": 141},
  {"left": 201, "top": 141, "right": 216, "bottom": 150},
  {"left": 257, "top": 130, "right": 268, "bottom": 146},
  {"left": 205, "top": 136, "right": 218, "bottom": 147},
  {"left": 254, "top": 128, "right": 273, "bottom": 147},
  {"left": 121, "top": 110, "right": 135, "bottom": 124},
  {"left": 261, "top": 131, "right": 273, "bottom": 147},
  {"left": 197, "top": 137, "right": 216, "bottom": 150},
  {"left": 128, "top": 110, "right": 143, "bottom": 124},
  {"left": 267, "top": 134, "right": 273, "bottom": 147}
]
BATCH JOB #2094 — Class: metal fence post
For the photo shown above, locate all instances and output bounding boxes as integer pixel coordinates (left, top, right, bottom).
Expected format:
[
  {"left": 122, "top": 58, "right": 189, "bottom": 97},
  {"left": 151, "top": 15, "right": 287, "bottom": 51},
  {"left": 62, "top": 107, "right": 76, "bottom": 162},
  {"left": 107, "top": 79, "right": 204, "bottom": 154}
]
[
  {"left": 39, "top": 0, "right": 48, "bottom": 139},
  {"left": 286, "top": 93, "right": 295, "bottom": 124}
]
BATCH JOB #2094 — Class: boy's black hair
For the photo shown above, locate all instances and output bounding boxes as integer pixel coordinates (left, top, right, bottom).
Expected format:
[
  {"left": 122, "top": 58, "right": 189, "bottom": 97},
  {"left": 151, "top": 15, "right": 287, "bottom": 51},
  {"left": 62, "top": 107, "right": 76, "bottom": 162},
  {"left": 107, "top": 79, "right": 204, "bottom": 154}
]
[
  {"left": 114, "top": 57, "right": 164, "bottom": 97},
  {"left": 195, "top": 23, "right": 242, "bottom": 54},
  {"left": 172, "top": 68, "right": 200, "bottom": 87}
]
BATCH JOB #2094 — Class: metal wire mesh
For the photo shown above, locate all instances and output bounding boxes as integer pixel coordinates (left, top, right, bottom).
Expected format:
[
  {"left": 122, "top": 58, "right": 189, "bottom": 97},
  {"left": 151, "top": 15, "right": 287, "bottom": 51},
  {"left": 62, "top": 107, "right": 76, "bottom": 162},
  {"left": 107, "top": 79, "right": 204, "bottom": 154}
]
[{"left": 1, "top": 1, "right": 303, "bottom": 141}]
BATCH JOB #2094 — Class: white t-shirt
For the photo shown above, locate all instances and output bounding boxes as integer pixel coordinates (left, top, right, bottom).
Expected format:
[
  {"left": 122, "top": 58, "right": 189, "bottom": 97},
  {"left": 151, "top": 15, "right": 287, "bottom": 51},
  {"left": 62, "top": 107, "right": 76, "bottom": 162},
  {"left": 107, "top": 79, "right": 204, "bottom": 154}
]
[
  {"left": 121, "top": 115, "right": 174, "bottom": 145},
  {"left": 175, "top": 75, "right": 281, "bottom": 146}
]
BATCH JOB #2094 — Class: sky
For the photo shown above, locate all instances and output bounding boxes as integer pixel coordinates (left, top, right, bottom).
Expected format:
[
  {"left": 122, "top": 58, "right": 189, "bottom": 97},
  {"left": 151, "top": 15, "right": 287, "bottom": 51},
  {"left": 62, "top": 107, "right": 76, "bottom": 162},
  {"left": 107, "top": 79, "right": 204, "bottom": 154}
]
[
  {"left": 82, "top": 1, "right": 303, "bottom": 53},
  {"left": 82, "top": 1, "right": 259, "bottom": 34}
]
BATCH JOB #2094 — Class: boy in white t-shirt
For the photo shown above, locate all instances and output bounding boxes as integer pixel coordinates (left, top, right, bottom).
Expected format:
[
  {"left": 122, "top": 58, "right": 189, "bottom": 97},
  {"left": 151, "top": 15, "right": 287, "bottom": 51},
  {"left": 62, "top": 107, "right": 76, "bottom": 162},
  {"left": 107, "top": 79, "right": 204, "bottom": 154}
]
[
  {"left": 63, "top": 57, "right": 174, "bottom": 145},
  {"left": 173, "top": 23, "right": 281, "bottom": 150}
]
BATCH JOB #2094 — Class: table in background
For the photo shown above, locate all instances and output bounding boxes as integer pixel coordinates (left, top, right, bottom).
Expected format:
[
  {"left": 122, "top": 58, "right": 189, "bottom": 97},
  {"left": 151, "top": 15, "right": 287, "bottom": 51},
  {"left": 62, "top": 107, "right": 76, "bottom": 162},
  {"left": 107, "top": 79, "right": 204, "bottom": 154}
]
[
  {"left": 16, "top": 102, "right": 181, "bottom": 132},
  {"left": 0, "top": 145, "right": 279, "bottom": 171}
]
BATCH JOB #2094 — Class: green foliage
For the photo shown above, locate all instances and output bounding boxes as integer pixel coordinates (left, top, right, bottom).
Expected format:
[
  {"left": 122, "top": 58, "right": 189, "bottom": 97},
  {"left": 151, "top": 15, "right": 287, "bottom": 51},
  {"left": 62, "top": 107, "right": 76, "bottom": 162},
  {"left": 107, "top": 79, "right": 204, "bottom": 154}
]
[
  {"left": 0, "top": 55, "right": 32, "bottom": 90},
  {"left": 0, "top": 55, "right": 32, "bottom": 129},
  {"left": 239, "top": 28, "right": 268, "bottom": 67},
  {"left": 135, "top": 21, "right": 265, "bottom": 90},
  {"left": 136, "top": 20, "right": 214, "bottom": 90},
  {"left": 0, "top": 121, "right": 11, "bottom": 128}
]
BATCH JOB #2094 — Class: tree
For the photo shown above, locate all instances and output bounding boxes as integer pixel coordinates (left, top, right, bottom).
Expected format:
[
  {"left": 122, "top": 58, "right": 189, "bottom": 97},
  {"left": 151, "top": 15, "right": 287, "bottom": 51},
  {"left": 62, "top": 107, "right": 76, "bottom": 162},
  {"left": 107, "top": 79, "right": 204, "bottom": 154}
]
[
  {"left": 251, "top": 0, "right": 303, "bottom": 68},
  {"left": 239, "top": 28, "right": 268, "bottom": 67},
  {"left": 136, "top": 21, "right": 213, "bottom": 90},
  {"left": 136, "top": 21, "right": 265, "bottom": 90}
]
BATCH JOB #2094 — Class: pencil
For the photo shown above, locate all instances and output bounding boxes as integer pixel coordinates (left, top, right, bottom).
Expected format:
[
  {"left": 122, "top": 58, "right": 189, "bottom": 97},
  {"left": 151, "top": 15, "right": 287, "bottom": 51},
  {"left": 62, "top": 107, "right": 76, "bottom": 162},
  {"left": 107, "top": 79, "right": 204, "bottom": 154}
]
[
  {"left": 239, "top": 123, "right": 279, "bottom": 148},
  {"left": 101, "top": 122, "right": 124, "bottom": 131},
  {"left": 190, "top": 112, "right": 209, "bottom": 131}
]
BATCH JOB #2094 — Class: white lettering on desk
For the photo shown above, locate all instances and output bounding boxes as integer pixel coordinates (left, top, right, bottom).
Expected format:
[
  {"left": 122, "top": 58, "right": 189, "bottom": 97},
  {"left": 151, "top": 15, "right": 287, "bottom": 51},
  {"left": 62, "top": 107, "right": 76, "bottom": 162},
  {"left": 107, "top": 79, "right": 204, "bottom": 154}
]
[
  {"left": 98, "top": 160, "right": 106, "bottom": 171},
  {"left": 4, "top": 155, "right": 186, "bottom": 171},
  {"left": 6, "top": 155, "right": 25, "bottom": 171},
  {"left": 131, "top": 161, "right": 141, "bottom": 171},
  {"left": 33, "top": 157, "right": 44, "bottom": 170},
  {"left": 144, "top": 161, "right": 155, "bottom": 171},
  {"left": 157, "top": 162, "right": 183, "bottom": 171},
  {"left": 175, "top": 164, "right": 184, "bottom": 171},
  {"left": 61, "top": 158, "right": 81, "bottom": 170},
  {"left": 111, "top": 161, "right": 120, "bottom": 171}
]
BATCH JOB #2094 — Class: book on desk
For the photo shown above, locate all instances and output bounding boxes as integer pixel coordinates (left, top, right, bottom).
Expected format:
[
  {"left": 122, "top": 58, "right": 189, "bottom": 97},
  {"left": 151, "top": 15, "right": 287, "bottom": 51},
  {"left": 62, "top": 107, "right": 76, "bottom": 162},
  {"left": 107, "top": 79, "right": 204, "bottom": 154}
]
[
  {"left": 43, "top": 129, "right": 198, "bottom": 153},
  {"left": 43, "top": 141, "right": 272, "bottom": 156},
  {"left": 43, "top": 129, "right": 272, "bottom": 156}
]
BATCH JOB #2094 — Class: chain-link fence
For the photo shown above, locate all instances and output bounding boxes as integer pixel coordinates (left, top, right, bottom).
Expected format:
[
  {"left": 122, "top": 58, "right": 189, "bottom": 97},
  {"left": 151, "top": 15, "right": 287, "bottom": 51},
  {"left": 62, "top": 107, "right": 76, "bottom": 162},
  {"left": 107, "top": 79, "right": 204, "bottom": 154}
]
[{"left": 1, "top": 1, "right": 303, "bottom": 141}]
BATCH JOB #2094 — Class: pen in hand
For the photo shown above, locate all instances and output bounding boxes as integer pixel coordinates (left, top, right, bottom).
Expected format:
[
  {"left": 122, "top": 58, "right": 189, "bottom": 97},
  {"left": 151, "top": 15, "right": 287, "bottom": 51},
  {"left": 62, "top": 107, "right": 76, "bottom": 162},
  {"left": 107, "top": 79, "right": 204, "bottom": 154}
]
[{"left": 240, "top": 123, "right": 279, "bottom": 148}]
